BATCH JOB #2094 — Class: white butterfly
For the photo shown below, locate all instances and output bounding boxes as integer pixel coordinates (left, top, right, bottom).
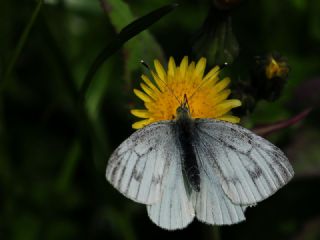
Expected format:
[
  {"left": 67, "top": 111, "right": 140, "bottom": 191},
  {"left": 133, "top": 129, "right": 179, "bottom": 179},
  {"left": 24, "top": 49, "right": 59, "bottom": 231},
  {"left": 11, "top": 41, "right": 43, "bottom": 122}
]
[{"left": 105, "top": 99, "right": 294, "bottom": 230}]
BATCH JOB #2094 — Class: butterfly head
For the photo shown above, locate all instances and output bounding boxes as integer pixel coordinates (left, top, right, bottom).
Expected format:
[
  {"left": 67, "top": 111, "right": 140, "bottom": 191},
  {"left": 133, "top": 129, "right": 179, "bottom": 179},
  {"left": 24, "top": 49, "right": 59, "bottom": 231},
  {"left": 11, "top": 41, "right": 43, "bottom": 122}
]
[{"left": 176, "top": 94, "right": 191, "bottom": 120}]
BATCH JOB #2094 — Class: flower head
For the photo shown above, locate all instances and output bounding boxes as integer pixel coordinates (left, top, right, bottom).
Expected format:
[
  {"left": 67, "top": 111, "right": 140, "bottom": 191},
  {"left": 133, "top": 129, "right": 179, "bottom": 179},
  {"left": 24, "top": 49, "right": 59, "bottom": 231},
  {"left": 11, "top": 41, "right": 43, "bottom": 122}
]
[
  {"left": 131, "top": 56, "right": 241, "bottom": 129},
  {"left": 265, "top": 55, "right": 289, "bottom": 80}
]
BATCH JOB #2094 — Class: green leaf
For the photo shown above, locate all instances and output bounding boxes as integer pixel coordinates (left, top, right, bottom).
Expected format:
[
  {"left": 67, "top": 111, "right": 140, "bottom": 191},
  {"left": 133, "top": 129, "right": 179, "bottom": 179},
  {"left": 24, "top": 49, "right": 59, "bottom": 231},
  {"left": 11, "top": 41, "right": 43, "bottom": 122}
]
[
  {"left": 80, "top": 3, "right": 178, "bottom": 98},
  {"left": 104, "top": 0, "right": 165, "bottom": 83}
]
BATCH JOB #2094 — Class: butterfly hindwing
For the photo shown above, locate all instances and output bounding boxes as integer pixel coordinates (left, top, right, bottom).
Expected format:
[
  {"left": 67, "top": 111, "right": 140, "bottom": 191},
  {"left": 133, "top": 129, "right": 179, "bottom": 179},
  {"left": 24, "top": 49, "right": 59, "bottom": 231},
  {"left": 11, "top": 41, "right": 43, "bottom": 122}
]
[
  {"left": 147, "top": 141, "right": 195, "bottom": 230},
  {"left": 194, "top": 119, "right": 294, "bottom": 205},
  {"left": 192, "top": 140, "right": 246, "bottom": 225},
  {"left": 106, "top": 121, "right": 174, "bottom": 204}
]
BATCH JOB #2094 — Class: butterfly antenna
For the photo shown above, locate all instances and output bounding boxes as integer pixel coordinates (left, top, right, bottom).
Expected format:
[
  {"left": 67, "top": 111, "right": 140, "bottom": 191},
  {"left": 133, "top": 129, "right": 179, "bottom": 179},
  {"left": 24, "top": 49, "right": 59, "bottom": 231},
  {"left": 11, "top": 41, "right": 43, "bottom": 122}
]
[
  {"left": 183, "top": 94, "right": 191, "bottom": 110},
  {"left": 188, "top": 62, "right": 229, "bottom": 101},
  {"left": 140, "top": 59, "right": 181, "bottom": 105},
  {"left": 140, "top": 60, "right": 150, "bottom": 70}
]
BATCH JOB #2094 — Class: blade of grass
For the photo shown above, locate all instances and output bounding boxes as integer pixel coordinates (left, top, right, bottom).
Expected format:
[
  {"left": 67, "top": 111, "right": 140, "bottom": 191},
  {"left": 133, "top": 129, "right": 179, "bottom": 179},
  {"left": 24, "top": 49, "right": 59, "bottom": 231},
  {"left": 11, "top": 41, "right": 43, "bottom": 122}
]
[
  {"left": 79, "top": 3, "right": 178, "bottom": 99},
  {"left": 1, "top": 0, "right": 43, "bottom": 91}
]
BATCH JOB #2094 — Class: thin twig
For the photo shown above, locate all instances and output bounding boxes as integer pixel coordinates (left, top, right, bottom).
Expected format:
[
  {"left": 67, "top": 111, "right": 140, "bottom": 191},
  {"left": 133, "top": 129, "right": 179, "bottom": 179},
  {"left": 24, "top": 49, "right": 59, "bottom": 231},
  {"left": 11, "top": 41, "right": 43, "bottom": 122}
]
[{"left": 252, "top": 108, "right": 312, "bottom": 137}]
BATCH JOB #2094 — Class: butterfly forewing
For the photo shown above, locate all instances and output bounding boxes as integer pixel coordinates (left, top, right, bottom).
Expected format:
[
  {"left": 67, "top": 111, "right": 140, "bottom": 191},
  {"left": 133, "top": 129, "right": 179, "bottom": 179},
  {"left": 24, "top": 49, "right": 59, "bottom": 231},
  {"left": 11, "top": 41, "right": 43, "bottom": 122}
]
[
  {"left": 194, "top": 119, "right": 294, "bottom": 205},
  {"left": 106, "top": 121, "right": 174, "bottom": 204}
]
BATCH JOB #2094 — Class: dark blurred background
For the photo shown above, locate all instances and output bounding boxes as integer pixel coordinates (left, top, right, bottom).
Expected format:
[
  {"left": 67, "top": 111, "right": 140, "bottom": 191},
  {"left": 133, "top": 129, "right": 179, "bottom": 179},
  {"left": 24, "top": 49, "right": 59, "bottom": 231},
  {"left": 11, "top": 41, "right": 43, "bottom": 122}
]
[{"left": 1, "top": 0, "right": 320, "bottom": 239}]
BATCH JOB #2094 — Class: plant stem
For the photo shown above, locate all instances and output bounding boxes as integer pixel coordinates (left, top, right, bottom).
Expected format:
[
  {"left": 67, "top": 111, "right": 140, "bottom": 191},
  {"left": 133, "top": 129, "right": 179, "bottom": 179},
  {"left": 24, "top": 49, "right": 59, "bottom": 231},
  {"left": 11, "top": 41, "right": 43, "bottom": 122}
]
[{"left": 212, "top": 226, "right": 221, "bottom": 240}]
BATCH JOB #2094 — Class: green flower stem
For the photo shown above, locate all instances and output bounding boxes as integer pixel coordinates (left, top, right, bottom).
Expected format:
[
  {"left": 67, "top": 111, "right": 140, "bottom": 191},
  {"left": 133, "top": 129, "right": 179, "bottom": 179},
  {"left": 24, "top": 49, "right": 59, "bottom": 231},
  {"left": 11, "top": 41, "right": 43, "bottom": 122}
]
[{"left": 212, "top": 226, "right": 221, "bottom": 240}]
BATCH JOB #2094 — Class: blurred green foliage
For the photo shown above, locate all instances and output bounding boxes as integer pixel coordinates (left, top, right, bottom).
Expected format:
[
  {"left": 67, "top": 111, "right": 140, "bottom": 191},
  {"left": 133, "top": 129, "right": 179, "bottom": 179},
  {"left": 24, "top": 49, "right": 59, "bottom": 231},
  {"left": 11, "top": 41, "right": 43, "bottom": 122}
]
[{"left": 1, "top": 0, "right": 320, "bottom": 239}]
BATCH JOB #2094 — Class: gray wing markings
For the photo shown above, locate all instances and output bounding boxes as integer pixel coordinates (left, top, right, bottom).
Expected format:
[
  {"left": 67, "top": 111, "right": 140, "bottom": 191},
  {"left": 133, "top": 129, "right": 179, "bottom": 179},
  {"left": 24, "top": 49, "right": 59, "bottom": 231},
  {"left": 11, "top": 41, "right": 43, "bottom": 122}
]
[
  {"left": 128, "top": 143, "right": 159, "bottom": 198},
  {"left": 268, "top": 149, "right": 292, "bottom": 180},
  {"left": 157, "top": 147, "right": 175, "bottom": 226},
  {"left": 234, "top": 151, "right": 260, "bottom": 202},
  {"left": 122, "top": 143, "right": 155, "bottom": 196},
  {"left": 106, "top": 121, "right": 174, "bottom": 204},
  {"left": 194, "top": 120, "right": 293, "bottom": 205},
  {"left": 255, "top": 147, "right": 283, "bottom": 187},
  {"left": 197, "top": 127, "right": 277, "bottom": 198},
  {"left": 256, "top": 147, "right": 290, "bottom": 184},
  {"left": 147, "top": 142, "right": 194, "bottom": 230},
  {"left": 193, "top": 143, "right": 214, "bottom": 221},
  {"left": 201, "top": 137, "right": 244, "bottom": 223},
  {"left": 196, "top": 135, "right": 243, "bottom": 211},
  {"left": 193, "top": 138, "right": 245, "bottom": 224},
  {"left": 178, "top": 148, "right": 183, "bottom": 227},
  {"left": 200, "top": 142, "right": 228, "bottom": 222},
  {"left": 134, "top": 150, "right": 151, "bottom": 199},
  {"left": 221, "top": 146, "right": 251, "bottom": 203},
  {"left": 197, "top": 126, "right": 283, "bottom": 188},
  {"left": 146, "top": 147, "right": 163, "bottom": 203},
  {"left": 233, "top": 147, "right": 276, "bottom": 198},
  {"left": 109, "top": 151, "right": 128, "bottom": 185}
]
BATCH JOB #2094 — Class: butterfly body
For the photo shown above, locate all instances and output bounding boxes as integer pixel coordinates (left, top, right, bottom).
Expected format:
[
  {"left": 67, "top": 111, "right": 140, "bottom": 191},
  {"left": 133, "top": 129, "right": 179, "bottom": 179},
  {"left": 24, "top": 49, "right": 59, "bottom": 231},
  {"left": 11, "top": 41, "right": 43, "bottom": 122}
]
[{"left": 175, "top": 105, "right": 201, "bottom": 192}]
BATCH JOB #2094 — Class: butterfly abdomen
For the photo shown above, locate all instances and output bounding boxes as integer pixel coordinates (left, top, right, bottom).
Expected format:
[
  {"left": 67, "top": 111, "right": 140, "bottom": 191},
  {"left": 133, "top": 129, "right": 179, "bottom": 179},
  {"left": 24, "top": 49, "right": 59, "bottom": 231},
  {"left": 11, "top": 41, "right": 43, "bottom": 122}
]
[{"left": 175, "top": 116, "right": 201, "bottom": 192}]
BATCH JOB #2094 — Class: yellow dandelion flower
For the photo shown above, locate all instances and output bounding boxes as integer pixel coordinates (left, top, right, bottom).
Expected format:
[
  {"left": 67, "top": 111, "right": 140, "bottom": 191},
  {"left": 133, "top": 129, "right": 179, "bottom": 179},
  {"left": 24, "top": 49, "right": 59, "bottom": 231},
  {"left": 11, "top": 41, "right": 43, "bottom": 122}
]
[
  {"left": 131, "top": 56, "right": 242, "bottom": 129},
  {"left": 265, "top": 56, "right": 289, "bottom": 79}
]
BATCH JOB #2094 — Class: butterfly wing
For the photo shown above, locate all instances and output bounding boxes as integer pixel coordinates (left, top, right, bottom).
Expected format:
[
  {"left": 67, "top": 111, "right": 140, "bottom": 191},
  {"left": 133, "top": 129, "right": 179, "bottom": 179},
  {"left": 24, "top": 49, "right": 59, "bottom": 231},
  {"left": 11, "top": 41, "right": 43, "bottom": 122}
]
[
  {"left": 191, "top": 141, "right": 246, "bottom": 225},
  {"left": 106, "top": 121, "right": 175, "bottom": 204},
  {"left": 147, "top": 140, "right": 195, "bottom": 230},
  {"left": 194, "top": 119, "right": 294, "bottom": 205}
]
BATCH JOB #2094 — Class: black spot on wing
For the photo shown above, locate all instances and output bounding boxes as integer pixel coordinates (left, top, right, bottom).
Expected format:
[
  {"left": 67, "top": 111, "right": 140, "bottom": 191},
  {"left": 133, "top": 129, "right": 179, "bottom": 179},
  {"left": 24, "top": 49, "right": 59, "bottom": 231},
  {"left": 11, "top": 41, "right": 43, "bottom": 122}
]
[{"left": 247, "top": 165, "right": 262, "bottom": 179}]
